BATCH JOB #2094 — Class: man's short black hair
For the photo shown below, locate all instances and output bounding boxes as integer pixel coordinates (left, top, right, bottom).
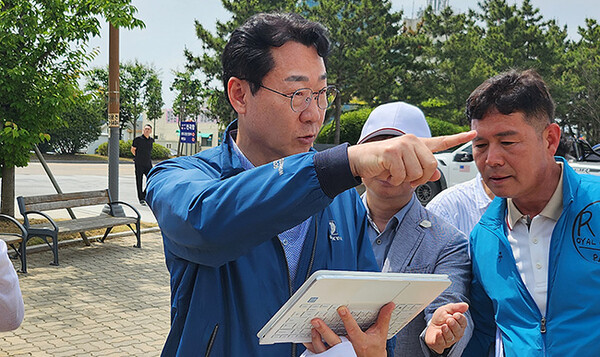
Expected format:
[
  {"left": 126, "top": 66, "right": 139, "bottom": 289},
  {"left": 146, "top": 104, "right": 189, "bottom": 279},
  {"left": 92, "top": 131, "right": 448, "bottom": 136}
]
[
  {"left": 222, "top": 12, "right": 330, "bottom": 105},
  {"left": 466, "top": 69, "right": 555, "bottom": 128},
  {"left": 144, "top": 124, "right": 152, "bottom": 129}
]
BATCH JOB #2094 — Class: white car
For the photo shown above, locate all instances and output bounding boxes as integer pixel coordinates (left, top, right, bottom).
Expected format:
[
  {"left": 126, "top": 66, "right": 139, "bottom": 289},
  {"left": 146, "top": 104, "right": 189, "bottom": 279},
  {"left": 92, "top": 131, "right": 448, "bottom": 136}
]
[{"left": 415, "top": 142, "right": 478, "bottom": 205}]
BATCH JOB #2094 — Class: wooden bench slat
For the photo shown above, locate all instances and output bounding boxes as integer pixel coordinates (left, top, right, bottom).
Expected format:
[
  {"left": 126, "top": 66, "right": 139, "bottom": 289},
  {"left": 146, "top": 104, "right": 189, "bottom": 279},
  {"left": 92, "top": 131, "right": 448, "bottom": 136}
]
[
  {"left": 20, "top": 190, "right": 110, "bottom": 211},
  {"left": 21, "top": 190, "right": 109, "bottom": 204},
  {"left": 0, "top": 235, "right": 23, "bottom": 246},
  {"left": 25, "top": 197, "right": 109, "bottom": 212},
  {"left": 29, "top": 215, "right": 137, "bottom": 234}
]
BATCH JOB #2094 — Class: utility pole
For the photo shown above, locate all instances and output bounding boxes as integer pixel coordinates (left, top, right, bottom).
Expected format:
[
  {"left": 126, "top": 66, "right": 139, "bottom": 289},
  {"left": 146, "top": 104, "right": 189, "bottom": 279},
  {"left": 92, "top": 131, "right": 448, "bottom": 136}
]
[{"left": 105, "top": 23, "right": 124, "bottom": 216}]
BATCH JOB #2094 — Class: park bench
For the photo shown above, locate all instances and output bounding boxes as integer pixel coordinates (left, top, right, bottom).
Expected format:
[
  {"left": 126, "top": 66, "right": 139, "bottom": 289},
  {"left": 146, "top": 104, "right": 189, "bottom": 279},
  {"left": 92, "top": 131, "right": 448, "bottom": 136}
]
[
  {"left": 16, "top": 189, "right": 141, "bottom": 273},
  {"left": 0, "top": 214, "right": 27, "bottom": 273}
]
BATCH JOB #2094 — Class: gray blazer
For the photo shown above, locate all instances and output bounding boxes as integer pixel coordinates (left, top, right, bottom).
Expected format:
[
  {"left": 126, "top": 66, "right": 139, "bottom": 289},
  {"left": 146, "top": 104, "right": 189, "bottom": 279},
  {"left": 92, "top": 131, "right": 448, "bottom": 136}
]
[{"left": 382, "top": 199, "right": 473, "bottom": 357}]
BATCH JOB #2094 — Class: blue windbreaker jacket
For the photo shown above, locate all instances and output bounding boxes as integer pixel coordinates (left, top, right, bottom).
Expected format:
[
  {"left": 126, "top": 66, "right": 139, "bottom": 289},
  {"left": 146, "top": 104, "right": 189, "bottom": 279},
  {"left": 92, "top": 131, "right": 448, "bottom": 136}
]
[
  {"left": 146, "top": 122, "right": 380, "bottom": 357},
  {"left": 464, "top": 158, "right": 600, "bottom": 356}
]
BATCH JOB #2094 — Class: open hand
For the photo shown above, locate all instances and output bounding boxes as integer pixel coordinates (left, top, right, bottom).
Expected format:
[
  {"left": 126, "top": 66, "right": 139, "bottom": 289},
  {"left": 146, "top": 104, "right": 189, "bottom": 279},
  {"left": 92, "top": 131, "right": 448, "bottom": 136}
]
[{"left": 424, "top": 302, "right": 469, "bottom": 354}]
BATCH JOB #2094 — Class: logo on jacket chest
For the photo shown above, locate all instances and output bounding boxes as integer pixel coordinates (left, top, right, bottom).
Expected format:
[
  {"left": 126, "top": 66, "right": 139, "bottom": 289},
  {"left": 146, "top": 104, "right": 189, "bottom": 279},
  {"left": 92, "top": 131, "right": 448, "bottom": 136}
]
[
  {"left": 328, "top": 220, "right": 343, "bottom": 241},
  {"left": 273, "top": 158, "right": 284, "bottom": 175},
  {"left": 572, "top": 200, "right": 600, "bottom": 263}
]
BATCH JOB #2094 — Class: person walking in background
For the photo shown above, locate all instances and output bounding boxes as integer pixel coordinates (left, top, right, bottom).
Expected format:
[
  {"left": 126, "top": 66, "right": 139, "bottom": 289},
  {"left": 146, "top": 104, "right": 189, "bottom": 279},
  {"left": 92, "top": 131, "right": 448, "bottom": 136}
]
[
  {"left": 0, "top": 239, "right": 24, "bottom": 332},
  {"left": 131, "top": 124, "right": 154, "bottom": 206},
  {"left": 358, "top": 102, "right": 472, "bottom": 357}
]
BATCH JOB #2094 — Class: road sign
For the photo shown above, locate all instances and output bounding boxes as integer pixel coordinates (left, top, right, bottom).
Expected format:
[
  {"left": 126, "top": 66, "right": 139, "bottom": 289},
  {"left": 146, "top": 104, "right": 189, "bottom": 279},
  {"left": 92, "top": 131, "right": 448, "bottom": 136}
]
[{"left": 179, "top": 121, "right": 196, "bottom": 143}]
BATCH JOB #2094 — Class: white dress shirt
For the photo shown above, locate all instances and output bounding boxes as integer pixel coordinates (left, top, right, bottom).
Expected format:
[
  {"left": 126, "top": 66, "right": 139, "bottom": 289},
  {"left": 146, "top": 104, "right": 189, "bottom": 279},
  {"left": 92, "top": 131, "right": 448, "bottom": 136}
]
[
  {"left": 426, "top": 173, "right": 492, "bottom": 236},
  {"left": 506, "top": 163, "right": 563, "bottom": 316}
]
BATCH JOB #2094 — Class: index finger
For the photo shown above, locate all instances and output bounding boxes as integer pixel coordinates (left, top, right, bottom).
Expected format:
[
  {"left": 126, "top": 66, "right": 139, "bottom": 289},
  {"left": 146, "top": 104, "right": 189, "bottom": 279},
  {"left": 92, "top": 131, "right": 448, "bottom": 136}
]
[
  {"left": 310, "top": 318, "right": 343, "bottom": 347},
  {"left": 422, "top": 131, "right": 476, "bottom": 153}
]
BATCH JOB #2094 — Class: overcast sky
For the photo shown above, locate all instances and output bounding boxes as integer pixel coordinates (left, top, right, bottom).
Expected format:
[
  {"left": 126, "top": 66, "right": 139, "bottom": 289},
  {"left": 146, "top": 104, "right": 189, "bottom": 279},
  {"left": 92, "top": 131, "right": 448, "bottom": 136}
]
[{"left": 86, "top": 0, "right": 597, "bottom": 109}]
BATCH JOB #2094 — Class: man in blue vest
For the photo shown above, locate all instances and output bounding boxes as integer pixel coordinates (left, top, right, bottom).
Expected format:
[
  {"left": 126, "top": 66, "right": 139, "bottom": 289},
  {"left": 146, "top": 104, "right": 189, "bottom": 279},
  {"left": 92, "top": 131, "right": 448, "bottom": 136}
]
[
  {"left": 464, "top": 69, "right": 600, "bottom": 356},
  {"left": 147, "top": 12, "right": 474, "bottom": 357}
]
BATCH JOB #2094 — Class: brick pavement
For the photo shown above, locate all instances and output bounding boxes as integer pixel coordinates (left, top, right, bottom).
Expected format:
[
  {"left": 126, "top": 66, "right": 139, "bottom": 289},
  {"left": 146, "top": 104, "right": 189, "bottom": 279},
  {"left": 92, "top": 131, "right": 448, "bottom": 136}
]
[{"left": 0, "top": 232, "right": 170, "bottom": 356}]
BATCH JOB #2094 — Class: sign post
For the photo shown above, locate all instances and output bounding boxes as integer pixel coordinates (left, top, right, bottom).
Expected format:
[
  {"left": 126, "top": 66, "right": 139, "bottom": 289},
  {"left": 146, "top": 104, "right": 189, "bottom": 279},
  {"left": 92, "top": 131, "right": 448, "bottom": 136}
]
[{"left": 179, "top": 121, "right": 197, "bottom": 156}]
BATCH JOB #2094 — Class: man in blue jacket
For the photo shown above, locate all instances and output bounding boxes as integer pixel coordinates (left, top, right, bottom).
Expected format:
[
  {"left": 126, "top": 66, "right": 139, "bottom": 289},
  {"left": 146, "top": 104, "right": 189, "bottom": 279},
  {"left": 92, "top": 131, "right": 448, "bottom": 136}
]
[
  {"left": 147, "top": 12, "right": 474, "bottom": 357},
  {"left": 463, "top": 69, "right": 600, "bottom": 356}
]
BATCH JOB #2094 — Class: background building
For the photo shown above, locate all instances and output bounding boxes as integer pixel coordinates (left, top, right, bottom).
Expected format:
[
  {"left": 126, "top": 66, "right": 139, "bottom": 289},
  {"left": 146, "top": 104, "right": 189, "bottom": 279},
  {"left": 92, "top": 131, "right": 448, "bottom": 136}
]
[{"left": 85, "top": 109, "right": 220, "bottom": 156}]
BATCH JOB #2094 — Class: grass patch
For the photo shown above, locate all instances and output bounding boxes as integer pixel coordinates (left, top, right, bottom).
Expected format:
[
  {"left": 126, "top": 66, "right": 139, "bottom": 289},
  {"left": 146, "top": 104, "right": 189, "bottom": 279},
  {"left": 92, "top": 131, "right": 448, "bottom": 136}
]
[
  {"left": 29, "top": 152, "right": 134, "bottom": 163},
  {"left": 0, "top": 218, "right": 157, "bottom": 246}
]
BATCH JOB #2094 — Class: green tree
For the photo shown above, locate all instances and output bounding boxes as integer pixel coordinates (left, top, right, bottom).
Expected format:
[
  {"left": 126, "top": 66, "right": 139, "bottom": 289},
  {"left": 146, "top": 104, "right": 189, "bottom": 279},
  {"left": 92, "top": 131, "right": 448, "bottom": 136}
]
[
  {"left": 145, "top": 72, "right": 164, "bottom": 132},
  {"left": 301, "top": 0, "right": 418, "bottom": 144},
  {"left": 475, "top": 0, "right": 568, "bottom": 108},
  {"left": 85, "top": 60, "right": 164, "bottom": 139},
  {"left": 171, "top": 69, "right": 205, "bottom": 122},
  {"left": 417, "top": 0, "right": 569, "bottom": 125},
  {"left": 317, "top": 106, "right": 468, "bottom": 144},
  {"left": 46, "top": 95, "right": 104, "bottom": 155},
  {"left": 0, "top": 0, "right": 143, "bottom": 215},
  {"left": 418, "top": 6, "right": 491, "bottom": 125},
  {"left": 186, "top": 0, "right": 417, "bottom": 142},
  {"left": 561, "top": 19, "right": 600, "bottom": 143}
]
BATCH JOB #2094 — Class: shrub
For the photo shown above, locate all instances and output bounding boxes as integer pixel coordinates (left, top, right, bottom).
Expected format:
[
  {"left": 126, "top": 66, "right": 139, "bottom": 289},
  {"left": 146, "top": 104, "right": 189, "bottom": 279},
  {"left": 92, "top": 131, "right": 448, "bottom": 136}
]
[
  {"left": 426, "top": 117, "right": 470, "bottom": 137},
  {"left": 317, "top": 107, "right": 374, "bottom": 144},
  {"left": 151, "top": 144, "right": 171, "bottom": 160},
  {"left": 96, "top": 140, "right": 171, "bottom": 160},
  {"left": 316, "top": 106, "right": 469, "bottom": 144}
]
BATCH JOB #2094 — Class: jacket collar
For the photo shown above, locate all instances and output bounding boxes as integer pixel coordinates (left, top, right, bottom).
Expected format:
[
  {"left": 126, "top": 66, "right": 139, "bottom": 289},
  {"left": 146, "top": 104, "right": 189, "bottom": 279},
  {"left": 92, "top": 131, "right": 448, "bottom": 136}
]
[
  {"left": 218, "top": 120, "right": 245, "bottom": 179},
  {"left": 382, "top": 196, "right": 428, "bottom": 272}
]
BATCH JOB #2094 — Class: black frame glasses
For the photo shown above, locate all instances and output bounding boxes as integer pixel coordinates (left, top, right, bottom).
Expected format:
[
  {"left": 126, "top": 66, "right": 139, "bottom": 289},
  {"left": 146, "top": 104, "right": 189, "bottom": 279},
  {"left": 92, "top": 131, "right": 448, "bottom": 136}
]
[{"left": 256, "top": 84, "right": 338, "bottom": 112}]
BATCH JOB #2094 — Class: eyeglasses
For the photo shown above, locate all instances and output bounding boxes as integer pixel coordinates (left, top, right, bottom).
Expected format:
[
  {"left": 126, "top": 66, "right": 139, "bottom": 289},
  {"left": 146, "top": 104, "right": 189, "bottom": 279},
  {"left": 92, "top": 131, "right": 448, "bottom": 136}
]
[{"left": 256, "top": 84, "right": 338, "bottom": 112}]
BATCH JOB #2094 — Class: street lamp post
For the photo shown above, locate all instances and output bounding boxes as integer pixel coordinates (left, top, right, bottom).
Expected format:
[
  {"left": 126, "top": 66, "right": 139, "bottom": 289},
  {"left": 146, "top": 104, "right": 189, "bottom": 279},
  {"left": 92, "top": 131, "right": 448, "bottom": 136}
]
[{"left": 105, "top": 23, "right": 124, "bottom": 216}]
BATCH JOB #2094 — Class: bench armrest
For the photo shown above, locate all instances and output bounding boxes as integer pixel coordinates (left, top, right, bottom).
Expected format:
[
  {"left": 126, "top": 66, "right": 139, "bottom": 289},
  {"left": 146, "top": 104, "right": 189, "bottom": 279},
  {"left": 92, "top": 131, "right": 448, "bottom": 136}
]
[
  {"left": 0, "top": 214, "right": 27, "bottom": 237},
  {"left": 108, "top": 201, "right": 141, "bottom": 220},
  {"left": 22, "top": 211, "right": 59, "bottom": 232}
]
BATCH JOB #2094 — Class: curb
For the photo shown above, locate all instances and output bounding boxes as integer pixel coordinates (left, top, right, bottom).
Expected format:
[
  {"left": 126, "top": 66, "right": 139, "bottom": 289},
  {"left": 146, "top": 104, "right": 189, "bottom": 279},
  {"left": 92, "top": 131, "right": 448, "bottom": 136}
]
[{"left": 24, "top": 226, "right": 162, "bottom": 254}]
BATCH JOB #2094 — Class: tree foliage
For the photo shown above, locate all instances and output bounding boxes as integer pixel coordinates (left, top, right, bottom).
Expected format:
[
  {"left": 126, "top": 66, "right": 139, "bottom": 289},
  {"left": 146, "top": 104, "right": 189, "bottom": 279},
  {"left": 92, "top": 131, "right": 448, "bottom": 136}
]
[
  {"left": 0, "top": 0, "right": 143, "bottom": 214},
  {"left": 170, "top": 69, "right": 205, "bottom": 122},
  {"left": 561, "top": 19, "right": 600, "bottom": 142},
  {"left": 178, "top": 0, "right": 600, "bottom": 142},
  {"left": 85, "top": 60, "right": 164, "bottom": 138},
  {"left": 317, "top": 107, "right": 373, "bottom": 145},
  {"left": 301, "top": 0, "right": 427, "bottom": 143},
  {"left": 0, "top": 0, "right": 143, "bottom": 168},
  {"left": 316, "top": 106, "right": 468, "bottom": 144},
  {"left": 45, "top": 94, "right": 104, "bottom": 155}
]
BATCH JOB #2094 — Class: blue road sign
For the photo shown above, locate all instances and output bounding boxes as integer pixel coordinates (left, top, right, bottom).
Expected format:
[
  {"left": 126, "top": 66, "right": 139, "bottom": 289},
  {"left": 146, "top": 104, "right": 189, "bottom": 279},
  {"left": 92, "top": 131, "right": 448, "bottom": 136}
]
[{"left": 179, "top": 121, "right": 196, "bottom": 143}]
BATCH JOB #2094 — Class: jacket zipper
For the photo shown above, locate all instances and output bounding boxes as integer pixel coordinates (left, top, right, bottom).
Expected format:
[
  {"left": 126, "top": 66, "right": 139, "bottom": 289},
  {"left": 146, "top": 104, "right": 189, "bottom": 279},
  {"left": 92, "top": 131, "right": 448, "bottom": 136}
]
[
  {"left": 492, "top": 216, "right": 547, "bottom": 353},
  {"left": 305, "top": 217, "right": 318, "bottom": 280},
  {"left": 276, "top": 239, "right": 294, "bottom": 357},
  {"left": 281, "top": 215, "right": 319, "bottom": 357},
  {"left": 205, "top": 324, "right": 219, "bottom": 357},
  {"left": 540, "top": 317, "right": 546, "bottom": 333}
]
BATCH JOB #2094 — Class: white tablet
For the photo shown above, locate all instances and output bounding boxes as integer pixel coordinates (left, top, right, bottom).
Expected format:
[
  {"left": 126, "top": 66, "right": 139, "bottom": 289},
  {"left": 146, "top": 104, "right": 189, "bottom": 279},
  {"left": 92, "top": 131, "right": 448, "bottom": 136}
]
[{"left": 257, "top": 270, "right": 451, "bottom": 345}]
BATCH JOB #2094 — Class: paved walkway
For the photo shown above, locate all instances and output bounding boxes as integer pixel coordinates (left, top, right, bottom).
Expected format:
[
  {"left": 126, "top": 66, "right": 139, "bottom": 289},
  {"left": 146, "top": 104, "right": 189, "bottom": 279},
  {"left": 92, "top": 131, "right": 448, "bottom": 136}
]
[
  {"left": 10, "top": 162, "right": 157, "bottom": 224},
  {"left": 0, "top": 232, "right": 170, "bottom": 356}
]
